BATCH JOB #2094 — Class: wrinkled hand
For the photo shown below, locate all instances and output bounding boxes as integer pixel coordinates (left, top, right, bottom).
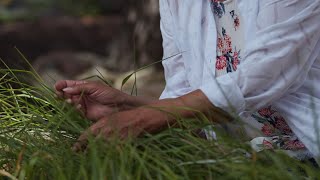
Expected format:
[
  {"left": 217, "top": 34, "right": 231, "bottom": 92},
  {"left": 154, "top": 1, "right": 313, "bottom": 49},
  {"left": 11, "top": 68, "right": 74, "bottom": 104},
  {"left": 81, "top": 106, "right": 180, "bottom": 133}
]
[
  {"left": 70, "top": 90, "right": 220, "bottom": 152},
  {"left": 55, "top": 80, "right": 130, "bottom": 121},
  {"left": 72, "top": 107, "right": 171, "bottom": 151}
]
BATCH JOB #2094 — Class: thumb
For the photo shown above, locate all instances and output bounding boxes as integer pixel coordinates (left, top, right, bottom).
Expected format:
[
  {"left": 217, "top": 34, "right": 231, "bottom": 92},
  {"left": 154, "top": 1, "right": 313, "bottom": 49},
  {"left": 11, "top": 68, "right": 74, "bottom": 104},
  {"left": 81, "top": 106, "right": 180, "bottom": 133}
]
[
  {"left": 62, "top": 83, "right": 95, "bottom": 95},
  {"left": 55, "top": 80, "right": 87, "bottom": 92}
]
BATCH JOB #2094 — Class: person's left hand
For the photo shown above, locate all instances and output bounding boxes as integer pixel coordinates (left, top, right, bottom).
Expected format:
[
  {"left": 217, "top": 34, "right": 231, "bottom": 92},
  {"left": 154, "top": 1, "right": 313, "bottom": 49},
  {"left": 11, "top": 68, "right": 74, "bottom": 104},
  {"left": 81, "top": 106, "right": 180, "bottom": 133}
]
[{"left": 72, "top": 106, "right": 171, "bottom": 151}]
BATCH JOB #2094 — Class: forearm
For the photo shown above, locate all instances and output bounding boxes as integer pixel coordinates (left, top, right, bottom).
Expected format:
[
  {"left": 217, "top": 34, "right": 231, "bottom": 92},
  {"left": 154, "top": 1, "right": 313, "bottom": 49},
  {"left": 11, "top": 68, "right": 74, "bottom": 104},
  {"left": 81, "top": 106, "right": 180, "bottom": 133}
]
[
  {"left": 121, "top": 94, "right": 158, "bottom": 110},
  {"left": 142, "top": 90, "right": 233, "bottom": 123}
]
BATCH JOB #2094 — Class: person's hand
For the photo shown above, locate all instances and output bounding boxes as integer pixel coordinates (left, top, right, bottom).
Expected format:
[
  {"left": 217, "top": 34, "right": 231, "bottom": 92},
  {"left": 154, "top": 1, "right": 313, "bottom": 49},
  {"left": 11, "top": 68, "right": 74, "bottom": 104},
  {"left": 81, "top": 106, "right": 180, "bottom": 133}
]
[
  {"left": 55, "top": 80, "right": 130, "bottom": 121},
  {"left": 71, "top": 90, "right": 229, "bottom": 151},
  {"left": 72, "top": 106, "right": 171, "bottom": 151}
]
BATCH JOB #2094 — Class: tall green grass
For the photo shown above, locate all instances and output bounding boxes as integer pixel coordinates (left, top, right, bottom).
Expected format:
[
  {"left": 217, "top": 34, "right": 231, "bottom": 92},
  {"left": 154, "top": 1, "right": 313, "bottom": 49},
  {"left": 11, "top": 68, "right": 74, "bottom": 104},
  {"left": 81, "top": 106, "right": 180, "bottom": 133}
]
[{"left": 0, "top": 66, "right": 319, "bottom": 179}]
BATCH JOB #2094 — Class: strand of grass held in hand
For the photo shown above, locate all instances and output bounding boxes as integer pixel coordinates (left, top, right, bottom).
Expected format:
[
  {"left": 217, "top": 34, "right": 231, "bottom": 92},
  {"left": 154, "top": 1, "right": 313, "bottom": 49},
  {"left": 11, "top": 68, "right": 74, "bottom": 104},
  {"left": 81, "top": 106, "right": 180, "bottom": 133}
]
[{"left": 55, "top": 80, "right": 232, "bottom": 151}]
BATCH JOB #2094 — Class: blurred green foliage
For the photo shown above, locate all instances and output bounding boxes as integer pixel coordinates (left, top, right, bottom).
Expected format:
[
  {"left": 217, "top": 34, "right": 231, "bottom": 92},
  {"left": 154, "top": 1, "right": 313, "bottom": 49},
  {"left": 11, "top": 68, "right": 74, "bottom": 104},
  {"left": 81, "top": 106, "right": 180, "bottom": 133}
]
[
  {"left": 54, "top": 0, "right": 103, "bottom": 16},
  {"left": 0, "top": 0, "right": 104, "bottom": 22}
]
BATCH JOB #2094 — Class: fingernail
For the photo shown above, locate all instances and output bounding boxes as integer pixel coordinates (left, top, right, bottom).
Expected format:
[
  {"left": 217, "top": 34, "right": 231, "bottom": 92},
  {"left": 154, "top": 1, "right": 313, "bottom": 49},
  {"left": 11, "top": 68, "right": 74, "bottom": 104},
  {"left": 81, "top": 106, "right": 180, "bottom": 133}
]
[
  {"left": 66, "top": 99, "right": 72, "bottom": 104},
  {"left": 63, "top": 87, "right": 73, "bottom": 92}
]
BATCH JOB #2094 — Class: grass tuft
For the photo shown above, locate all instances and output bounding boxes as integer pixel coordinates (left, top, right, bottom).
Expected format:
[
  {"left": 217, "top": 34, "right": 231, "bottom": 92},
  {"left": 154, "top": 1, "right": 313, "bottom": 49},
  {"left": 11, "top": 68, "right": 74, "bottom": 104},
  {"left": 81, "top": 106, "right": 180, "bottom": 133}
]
[{"left": 0, "top": 67, "right": 319, "bottom": 180}]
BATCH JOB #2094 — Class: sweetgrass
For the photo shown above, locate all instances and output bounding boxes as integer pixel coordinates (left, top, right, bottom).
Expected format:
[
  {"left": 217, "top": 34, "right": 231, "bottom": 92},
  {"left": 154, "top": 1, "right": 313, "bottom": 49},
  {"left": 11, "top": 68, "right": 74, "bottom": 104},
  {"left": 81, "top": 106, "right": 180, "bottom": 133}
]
[{"left": 0, "top": 63, "right": 319, "bottom": 180}]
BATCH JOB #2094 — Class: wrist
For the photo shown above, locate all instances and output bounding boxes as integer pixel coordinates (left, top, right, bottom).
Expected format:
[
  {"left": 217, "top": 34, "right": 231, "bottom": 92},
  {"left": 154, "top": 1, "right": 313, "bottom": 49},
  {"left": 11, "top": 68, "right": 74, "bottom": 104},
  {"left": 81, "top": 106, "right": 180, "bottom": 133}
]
[
  {"left": 177, "top": 90, "right": 233, "bottom": 123},
  {"left": 118, "top": 94, "right": 149, "bottom": 111},
  {"left": 176, "top": 90, "right": 214, "bottom": 117},
  {"left": 118, "top": 94, "right": 135, "bottom": 111},
  {"left": 121, "top": 94, "right": 158, "bottom": 108},
  {"left": 137, "top": 90, "right": 213, "bottom": 119},
  {"left": 140, "top": 98, "right": 189, "bottom": 121},
  {"left": 137, "top": 106, "right": 172, "bottom": 131}
]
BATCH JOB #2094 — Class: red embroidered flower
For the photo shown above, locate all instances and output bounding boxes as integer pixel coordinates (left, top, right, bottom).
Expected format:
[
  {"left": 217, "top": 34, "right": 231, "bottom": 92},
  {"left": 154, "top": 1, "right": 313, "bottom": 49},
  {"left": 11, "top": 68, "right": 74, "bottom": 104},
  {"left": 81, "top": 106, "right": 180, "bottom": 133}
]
[
  {"left": 263, "top": 139, "right": 274, "bottom": 150},
  {"left": 261, "top": 123, "right": 274, "bottom": 136},
  {"left": 217, "top": 37, "right": 224, "bottom": 51},
  {"left": 223, "top": 34, "right": 232, "bottom": 54},
  {"left": 274, "top": 116, "right": 293, "bottom": 135},
  {"left": 258, "top": 106, "right": 276, "bottom": 118},
  {"left": 232, "top": 51, "right": 240, "bottom": 71},
  {"left": 216, "top": 56, "right": 227, "bottom": 70},
  {"left": 222, "top": 34, "right": 232, "bottom": 55},
  {"left": 234, "top": 17, "right": 240, "bottom": 30},
  {"left": 284, "top": 140, "right": 305, "bottom": 150}
]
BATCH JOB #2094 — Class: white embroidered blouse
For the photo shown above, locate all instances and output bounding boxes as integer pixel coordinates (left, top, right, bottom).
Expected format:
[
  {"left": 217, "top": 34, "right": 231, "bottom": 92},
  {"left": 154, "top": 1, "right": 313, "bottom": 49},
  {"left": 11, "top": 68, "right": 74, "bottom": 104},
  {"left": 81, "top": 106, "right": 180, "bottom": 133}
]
[{"left": 159, "top": 0, "right": 320, "bottom": 158}]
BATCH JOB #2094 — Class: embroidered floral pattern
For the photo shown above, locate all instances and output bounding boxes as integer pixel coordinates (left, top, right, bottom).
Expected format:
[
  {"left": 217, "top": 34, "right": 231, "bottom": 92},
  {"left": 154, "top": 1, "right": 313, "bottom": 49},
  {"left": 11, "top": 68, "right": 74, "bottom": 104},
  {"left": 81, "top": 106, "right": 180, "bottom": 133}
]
[
  {"left": 216, "top": 28, "right": 241, "bottom": 73},
  {"left": 284, "top": 140, "right": 306, "bottom": 150},
  {"left": 230, "top": 10, "right": 240, "bottom": 30},
  {"left": 252, "top": 106, "right": 305, "bottom": 150},
  {"left": 263, "top": 139, "right": 274, "bottom": 150},
  {"left": 211, "top": 0, "right": 225, "bottom": 18},
  {"left": 232, "top": 51, "right": 240, "bottom": 71},
  {"left": 258, "top": 106, "right": 276, "bottom": 118},
  {"left": 212, "top": 1, "right": 307, "bottom": 154},
  {"left": 274, "top": 116, "right": 293, "bottom": 135},
  {"left": 261, "top": 123, "right": 275, "bottom": 136},
  {"left": 216, "top": 55, "right": 227, "bottom": 70}
]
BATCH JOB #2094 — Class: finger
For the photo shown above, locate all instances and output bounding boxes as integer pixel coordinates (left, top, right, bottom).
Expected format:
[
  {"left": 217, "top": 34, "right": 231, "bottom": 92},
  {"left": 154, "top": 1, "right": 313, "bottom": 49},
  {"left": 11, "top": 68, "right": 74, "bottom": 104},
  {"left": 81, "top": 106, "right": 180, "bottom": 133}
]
[
  {"left": 65, "top": 95, "right": 86, "bottom": 115},
  {"left": 72, "top": 133, "right": 89, "bottom": 152},
  {"left": 64, "top": 96, "right": 79, "bottom": 104},
  {"left": 74, "top": 97, "right": 87, "bottom": 116},
  {"left": 119, "top": 123, "right": 142, "bottom": 140},
  {"left": 68, "top": 93, "right": 86, "bottom": 105},
  {"left": 70, "top": 95, "right": 83, "bottom": 105},
  {"left": 55, "top": 90, "right": 64, "bottom": 99},
  {"left": 56, "top": 91, "right": 76, "bottom": 100},
  {"left": 66, "top": 98, "right": 73, "bottom": 104},
  {"left": 55, "top": 80, "right": 88, "bottom": 99},
  {"left": 72, "top": 120, "right": 107, "bottom": 152},
  {"left": 55, "top": 80, "right": 87, "bottom": 92},
  {"left": 76, "top": 104, "right": 84, "bottom": 112},
  {"left": 62, "top": 83, "right": 96, "bottom": 96}
]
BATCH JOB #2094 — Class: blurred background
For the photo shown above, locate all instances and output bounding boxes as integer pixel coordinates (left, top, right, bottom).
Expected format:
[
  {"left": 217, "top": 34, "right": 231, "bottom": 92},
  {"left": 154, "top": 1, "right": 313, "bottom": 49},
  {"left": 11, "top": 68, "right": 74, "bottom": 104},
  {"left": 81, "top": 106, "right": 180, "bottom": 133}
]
[{"left": 0, "top": 0, "right": 165, "bottom": 97}]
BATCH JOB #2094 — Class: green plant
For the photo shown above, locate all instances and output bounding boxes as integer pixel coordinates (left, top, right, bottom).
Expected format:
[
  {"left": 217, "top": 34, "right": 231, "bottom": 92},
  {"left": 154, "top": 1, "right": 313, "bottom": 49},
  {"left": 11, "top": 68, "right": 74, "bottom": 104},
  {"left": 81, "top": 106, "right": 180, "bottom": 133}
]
[
  {"left": 0, "top": 0, "right": 103, "bottom": 22},
  {"left": 0, "top": 58, "right": 319, "bottom": 179}
]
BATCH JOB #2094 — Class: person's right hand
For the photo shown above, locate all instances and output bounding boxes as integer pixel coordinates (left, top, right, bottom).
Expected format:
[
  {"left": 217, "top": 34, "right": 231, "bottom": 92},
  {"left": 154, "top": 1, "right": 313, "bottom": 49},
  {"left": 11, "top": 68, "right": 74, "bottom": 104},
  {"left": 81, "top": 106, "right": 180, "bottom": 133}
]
[{"left": 55, "top": 80, "right": 130, "bottom": 121}]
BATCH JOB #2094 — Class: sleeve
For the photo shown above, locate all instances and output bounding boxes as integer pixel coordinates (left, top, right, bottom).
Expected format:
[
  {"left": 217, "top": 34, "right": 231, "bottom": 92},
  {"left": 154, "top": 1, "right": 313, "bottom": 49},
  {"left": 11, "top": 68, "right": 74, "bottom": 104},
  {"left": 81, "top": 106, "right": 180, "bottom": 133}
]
[
  {"left": 200, "top": 0, "right": 320, "bottom": 114},
  {"left": 159, "top": 0, "right": 192, "bottom": 99}
]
